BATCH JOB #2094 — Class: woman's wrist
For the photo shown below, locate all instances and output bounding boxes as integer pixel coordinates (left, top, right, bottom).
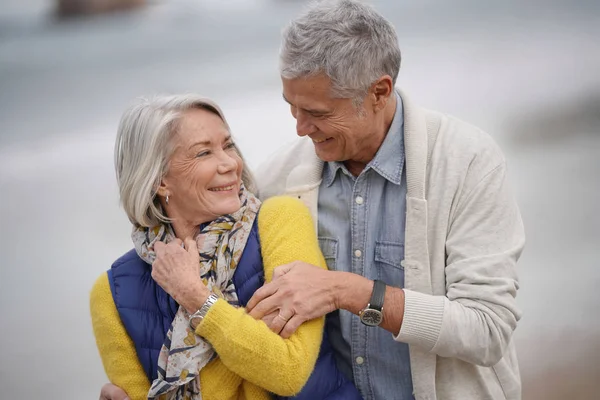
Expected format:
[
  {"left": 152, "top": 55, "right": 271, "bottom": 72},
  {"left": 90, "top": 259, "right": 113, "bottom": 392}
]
[{"left": 179, "top": 281, "right": 211, "bottom": 314}]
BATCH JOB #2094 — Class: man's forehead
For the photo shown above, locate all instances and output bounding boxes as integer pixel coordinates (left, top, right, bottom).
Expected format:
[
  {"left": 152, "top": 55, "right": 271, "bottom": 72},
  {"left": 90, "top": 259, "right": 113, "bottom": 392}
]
[
  {"left": 282, "top": 74, "right": 331, "bottom": 94},
  {"left": 281, "top": 76, "right": 339, "bottom": 111}
]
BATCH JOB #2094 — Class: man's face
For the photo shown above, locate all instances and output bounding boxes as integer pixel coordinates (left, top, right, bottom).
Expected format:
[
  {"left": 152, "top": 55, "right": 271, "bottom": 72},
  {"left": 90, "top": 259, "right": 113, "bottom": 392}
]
[{"left": 282, "top": 74, "right": 378, "bottom": 164}]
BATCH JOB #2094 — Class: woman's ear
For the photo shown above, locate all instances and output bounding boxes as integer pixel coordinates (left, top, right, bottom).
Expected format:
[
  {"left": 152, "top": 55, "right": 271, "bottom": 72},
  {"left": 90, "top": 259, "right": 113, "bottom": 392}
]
[{"left": 156, "top": 180, "right": 169, "bottom": 198}]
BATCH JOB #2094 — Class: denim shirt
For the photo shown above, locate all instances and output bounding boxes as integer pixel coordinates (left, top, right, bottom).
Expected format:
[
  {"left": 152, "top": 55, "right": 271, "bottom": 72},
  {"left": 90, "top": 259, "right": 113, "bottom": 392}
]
[{"left": 317, "top": 94, "right": 414, "bottom": 400}]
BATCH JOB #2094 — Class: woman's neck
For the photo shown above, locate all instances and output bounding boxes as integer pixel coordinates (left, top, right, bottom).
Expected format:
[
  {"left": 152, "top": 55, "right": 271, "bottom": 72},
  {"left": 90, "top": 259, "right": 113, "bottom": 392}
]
[{"left": 170, "top": 220, "right": 200, "bottom": 240}]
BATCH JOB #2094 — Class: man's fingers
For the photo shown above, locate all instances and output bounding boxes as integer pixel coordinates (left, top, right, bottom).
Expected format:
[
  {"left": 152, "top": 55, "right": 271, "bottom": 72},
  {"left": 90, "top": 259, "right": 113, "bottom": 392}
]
[
  {"left": 280, "top": 314, "right": 304, "bottom": 339},
  {"left": 248, "top": 296, "right": 278, "bottom": 320},
  {"left": 99, "top": 383, "right": 129, "bottom": 400},
  {"left": 272, "top": 263, "right": 293, "bottom": 280},
  {"left": 247, "top": 289, "right": 280, "bottom": 319},
  {"left": 246, "top": 281, "right": 278, "bottom": 312},
  {"left": 268, "top": 311, "right": 293, "bottom": 334}
]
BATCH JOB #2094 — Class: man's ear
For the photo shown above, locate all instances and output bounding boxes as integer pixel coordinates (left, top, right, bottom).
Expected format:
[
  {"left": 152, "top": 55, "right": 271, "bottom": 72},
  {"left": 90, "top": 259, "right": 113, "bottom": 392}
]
[{"left": 370, "top": 75, "right": 394, "bottom": 112}]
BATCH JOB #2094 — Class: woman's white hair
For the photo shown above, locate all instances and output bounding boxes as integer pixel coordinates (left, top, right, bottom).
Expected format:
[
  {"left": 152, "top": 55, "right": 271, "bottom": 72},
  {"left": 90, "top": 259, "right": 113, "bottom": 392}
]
[
  {"left": 280, "top": 0, "right": 401, "bottom": 106},
  {"left": 114, "top": 94, "right": 257, "bottom": 228}
]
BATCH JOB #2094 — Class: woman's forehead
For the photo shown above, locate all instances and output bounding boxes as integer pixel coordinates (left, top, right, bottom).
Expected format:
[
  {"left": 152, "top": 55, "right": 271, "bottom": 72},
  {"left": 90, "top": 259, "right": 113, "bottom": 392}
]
[{"left": 176, "top": 109, "right": 229, "bottom": 143}]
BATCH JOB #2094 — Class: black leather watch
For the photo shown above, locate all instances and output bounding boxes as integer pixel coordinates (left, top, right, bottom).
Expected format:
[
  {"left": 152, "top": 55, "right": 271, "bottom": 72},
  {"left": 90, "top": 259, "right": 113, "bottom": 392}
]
[{"left": 359, "top": 280, "right": 386, "bottom": 327}]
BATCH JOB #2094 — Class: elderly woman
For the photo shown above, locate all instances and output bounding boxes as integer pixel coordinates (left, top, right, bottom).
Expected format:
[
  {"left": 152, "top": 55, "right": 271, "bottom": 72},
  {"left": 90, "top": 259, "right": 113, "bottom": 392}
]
[{"left": 90, "top": 95, "right": 361, "bottom": 400}]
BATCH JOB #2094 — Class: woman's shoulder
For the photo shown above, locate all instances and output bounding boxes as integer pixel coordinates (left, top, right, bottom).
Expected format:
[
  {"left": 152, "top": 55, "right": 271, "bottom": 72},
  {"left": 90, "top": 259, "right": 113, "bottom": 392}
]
[
  {"left": 258, "top": 195, "right": 312, "bottom": 224},
  {"left": 90, "top": 272, "right": 117, "bottom": 321},
  {"left": 91, "top": 272, "right": 111, "bottom": 301}
]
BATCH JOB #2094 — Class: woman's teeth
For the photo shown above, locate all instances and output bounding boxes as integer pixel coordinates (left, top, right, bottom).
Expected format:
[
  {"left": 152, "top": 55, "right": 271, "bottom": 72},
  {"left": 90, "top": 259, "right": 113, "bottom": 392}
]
[{"left": 210, "top": 185, "right": 234, "bottom": 192}]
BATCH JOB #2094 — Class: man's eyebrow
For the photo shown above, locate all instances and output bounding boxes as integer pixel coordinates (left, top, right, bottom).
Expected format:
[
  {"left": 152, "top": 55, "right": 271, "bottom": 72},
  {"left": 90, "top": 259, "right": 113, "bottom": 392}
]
[{"left": 282, "top": 93, "right": 329, "bottom": 114}]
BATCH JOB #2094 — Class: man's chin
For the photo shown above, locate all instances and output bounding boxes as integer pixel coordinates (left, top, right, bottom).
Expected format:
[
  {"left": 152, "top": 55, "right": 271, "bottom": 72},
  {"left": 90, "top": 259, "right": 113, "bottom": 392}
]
[{"left": 313, "top": 148, "right": 340, "bottom": 163}]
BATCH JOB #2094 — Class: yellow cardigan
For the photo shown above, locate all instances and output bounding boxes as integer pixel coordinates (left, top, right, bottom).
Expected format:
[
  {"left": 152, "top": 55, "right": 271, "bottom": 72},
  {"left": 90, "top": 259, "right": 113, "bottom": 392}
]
[{"left": 90, "top": 196, "right": 327, "bottom": 400}]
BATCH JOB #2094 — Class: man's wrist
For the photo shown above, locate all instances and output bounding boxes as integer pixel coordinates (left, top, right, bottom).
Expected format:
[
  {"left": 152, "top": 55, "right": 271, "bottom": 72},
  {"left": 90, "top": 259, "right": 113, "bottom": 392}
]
[
  {"left": 333, "top": 271, "right": 373, "bottom": 314},
  {"left": 334, "top": 272, "right": 406, "bottom": 334}
]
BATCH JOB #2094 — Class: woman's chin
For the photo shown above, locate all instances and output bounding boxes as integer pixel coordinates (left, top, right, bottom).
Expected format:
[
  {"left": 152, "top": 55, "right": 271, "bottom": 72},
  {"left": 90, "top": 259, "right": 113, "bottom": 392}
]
[{"left": 216, "top": 198, "right": 242, "bottom": 216}]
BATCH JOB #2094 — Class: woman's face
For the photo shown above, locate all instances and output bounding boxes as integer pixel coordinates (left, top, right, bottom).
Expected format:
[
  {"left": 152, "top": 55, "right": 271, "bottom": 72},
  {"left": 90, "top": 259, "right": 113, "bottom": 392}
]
[{"left": 159, "top": 108, "right": 243, "bottom": 225}]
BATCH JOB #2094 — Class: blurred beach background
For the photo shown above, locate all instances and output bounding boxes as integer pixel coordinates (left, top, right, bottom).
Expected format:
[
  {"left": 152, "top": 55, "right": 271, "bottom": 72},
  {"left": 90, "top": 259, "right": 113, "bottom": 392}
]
[{"left": 0, "top": 0, "right": 598, "bottom": 398}]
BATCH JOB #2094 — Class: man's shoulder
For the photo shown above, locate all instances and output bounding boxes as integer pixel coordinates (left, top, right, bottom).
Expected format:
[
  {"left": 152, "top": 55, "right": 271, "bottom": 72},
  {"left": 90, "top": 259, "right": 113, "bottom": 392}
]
[
  {"left": 424, "top": 109, "right": 506, "bottom": 171},
  {"left": 255, "top": 138, "right": 319, "bottom": 200}
]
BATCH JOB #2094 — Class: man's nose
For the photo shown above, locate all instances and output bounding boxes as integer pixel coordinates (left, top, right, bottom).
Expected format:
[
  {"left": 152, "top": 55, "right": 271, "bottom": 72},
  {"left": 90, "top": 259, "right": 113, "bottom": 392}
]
[{"left": 295, "top": 111, "right": 317, "bottom": 137}]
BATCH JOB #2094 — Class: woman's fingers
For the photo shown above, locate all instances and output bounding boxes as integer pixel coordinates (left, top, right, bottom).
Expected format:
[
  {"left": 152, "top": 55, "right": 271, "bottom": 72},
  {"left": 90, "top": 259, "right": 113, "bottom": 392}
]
[{"left": 184, "top": 237, "right": 201, "bottom": 263}]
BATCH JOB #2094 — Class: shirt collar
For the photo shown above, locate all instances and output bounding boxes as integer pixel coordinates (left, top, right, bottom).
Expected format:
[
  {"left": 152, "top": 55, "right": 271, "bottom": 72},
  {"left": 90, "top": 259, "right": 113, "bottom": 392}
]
[
  {"left": 323, "top": 92, "right": 405, "bottom": 187},
  {"left": 324, "top": 158, "right": 351, "bottom": 187}
]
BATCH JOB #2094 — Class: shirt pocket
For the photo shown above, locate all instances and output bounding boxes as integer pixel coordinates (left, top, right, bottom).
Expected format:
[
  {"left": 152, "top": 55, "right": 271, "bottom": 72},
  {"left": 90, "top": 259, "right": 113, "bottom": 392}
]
[
  {"left": 375, "top": 241, "right": 405, "bottom": 287},
  {"left": 318, "top": 237, "right": 338, "bottom": 271}
]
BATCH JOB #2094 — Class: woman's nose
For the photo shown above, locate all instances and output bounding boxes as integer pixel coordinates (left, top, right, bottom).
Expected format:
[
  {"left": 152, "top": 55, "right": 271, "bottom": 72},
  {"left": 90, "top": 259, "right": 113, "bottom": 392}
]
[{"left": 217, "top": 151, "right": 238, "bottom": 173}]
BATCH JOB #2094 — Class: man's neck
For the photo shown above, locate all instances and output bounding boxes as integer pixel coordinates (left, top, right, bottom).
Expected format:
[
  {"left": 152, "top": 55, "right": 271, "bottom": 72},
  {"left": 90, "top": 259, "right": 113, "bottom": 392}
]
[{"left": 344, "top": 94, "right": 397, "bottom": 177}]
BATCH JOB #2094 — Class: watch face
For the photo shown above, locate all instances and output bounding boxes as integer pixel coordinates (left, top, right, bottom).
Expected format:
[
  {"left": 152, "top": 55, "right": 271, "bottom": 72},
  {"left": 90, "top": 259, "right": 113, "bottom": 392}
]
[{"left": 360, "top": 309, "right": 383, "bottom": 326}]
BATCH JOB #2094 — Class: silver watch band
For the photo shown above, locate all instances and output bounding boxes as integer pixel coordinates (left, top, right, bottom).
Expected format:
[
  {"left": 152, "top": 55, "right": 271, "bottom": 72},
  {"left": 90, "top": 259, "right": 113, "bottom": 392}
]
[{"left": 189, "top": 294, "right": 219, "bottom": 328}]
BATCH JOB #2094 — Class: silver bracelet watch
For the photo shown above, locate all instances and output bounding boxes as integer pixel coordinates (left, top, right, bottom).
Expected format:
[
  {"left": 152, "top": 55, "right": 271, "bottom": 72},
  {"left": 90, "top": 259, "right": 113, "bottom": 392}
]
[{"left": 189, "top": 294, "right": 219, "bottom": 330}]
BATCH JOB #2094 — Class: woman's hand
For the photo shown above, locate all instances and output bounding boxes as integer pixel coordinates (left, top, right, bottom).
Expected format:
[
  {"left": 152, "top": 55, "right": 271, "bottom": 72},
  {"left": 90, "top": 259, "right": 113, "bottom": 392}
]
[{"left": 152, "top": 237, "right": 210, "bottom": 313}]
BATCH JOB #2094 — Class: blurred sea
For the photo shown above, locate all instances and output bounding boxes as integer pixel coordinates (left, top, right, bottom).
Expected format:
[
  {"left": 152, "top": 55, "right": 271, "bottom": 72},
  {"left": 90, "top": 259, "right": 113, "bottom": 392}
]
[{"left": 0, "top": 1, "right": 599, "bottom": 398}]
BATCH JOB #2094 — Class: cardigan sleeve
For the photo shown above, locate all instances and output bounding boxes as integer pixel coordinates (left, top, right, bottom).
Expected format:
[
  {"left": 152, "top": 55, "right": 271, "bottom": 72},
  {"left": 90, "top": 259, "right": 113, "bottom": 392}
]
[
  {"left": 396, "top": 161, "right": 524, "bottom": 367},
  {"left": 90, "top": 273, "right": 151, "bottom": 400},
  {"left": 195, "top": 196, "right": 326, "bottom": 396},
  {"left": 90, "top": 273, "right": 245, "bottom": 400}
]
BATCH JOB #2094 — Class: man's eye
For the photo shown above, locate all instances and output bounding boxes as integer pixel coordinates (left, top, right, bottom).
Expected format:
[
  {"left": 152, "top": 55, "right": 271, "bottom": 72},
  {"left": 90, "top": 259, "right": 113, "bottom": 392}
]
[
  {"left": 196, "top": 151, "right": 209, "bottom": 157},
  {"left": 225, "top": 142, "right": 236, "bottom": 149}
]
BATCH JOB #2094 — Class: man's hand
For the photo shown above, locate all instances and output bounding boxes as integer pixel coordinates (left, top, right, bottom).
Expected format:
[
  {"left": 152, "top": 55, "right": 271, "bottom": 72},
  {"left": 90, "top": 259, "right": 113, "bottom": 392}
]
[
  {"left": 152, "top": 237, "right": 209, "bottom": 314},
  {"left": 99, "top": 383, "right": 129, "bottom": 400},
  {"left": 246, "top": 261, "right": 339, "bottom": 338}
]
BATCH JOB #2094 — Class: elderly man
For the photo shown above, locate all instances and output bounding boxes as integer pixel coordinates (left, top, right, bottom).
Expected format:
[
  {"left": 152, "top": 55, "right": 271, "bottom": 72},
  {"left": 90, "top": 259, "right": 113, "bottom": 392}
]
[{"left": 100, "top": 1, "right": 524, "bottom": 399}]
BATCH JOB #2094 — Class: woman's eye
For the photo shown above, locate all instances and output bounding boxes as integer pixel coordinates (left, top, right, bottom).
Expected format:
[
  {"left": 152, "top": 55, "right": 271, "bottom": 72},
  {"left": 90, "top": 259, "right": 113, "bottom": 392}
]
[
  {"left": 225, "top": 142, "right": 236, "bottom": 150},
  {"left": 196, "top": 151, "right": 210, "bottom": 157}
]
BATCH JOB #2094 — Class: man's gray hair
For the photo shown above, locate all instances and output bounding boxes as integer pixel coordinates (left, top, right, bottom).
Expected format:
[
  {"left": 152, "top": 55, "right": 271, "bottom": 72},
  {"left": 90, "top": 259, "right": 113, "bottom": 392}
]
[
  {"left": 280, "top": 0, "right": 401, "bottom": 105},
  {"left": 114, "top": 94, "right": 257, "bottom": 228}
]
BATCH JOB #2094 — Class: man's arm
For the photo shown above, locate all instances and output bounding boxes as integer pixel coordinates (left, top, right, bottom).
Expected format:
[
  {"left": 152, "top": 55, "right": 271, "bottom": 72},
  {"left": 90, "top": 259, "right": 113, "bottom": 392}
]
[
  {"left": 248, "top": 162, "right": 523, "bottom": 367},
  {"left": 396, "top": 161, "right": 523, "bottom": 367},
  {"left": 334, "top": 272, "right": 406, "bottom": 336},
  {"left": 247, "top": 265, "right": 406, "bottom": 338}
]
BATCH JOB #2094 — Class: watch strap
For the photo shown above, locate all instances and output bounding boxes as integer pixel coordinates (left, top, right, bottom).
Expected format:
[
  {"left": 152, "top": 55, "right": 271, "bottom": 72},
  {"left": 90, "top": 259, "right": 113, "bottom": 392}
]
[
  {"left": 369, "top": 280, "right": 386, "bottom": 311},
  {"left": 189, "top": 294, "right": 219, "bottom": 325}
]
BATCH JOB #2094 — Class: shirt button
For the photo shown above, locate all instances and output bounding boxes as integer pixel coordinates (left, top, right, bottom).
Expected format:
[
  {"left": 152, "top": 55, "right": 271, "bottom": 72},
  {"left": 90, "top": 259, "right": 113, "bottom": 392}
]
[
  {"left": 355, "top": 196, "right": 364, "bottom": 205},
  {"left": 355, "top": 356, "right": 364, "bottom": 365},
  {"left": 354, "top": 249, "right": 362, "bottom": 258}
]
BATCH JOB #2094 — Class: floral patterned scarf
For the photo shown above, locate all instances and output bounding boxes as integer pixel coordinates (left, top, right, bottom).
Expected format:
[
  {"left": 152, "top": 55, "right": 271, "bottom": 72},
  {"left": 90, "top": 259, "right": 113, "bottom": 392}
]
[{"left": 132, "top": 184, "right": 261, "bottom": 399}]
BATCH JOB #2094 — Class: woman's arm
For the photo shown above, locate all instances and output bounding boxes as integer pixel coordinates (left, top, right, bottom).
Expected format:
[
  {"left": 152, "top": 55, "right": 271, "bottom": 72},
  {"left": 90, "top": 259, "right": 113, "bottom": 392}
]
[
  {"left": 195, "top": 196, "right": 326, "bottom": 396},
  {"left": 91, "top": 273, "right": 246, "bottom": 400},
  {"left": 90, "top": 273, "right": 151, "bottom": 400}
]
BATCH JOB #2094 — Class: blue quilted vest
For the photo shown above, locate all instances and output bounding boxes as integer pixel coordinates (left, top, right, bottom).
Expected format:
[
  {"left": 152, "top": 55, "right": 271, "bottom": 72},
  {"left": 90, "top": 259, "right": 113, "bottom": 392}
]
[{"left": 108, "top": 219, "right": 361, "bottom": 399}]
